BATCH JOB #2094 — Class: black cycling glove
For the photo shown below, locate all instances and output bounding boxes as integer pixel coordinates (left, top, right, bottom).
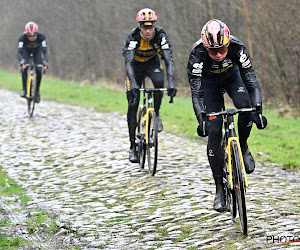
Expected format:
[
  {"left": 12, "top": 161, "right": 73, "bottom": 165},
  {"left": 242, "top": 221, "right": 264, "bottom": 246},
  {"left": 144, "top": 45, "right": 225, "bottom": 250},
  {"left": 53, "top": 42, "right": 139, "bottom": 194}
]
[{"left": 167, "top": 79, "right": 177, "bottom": 98}]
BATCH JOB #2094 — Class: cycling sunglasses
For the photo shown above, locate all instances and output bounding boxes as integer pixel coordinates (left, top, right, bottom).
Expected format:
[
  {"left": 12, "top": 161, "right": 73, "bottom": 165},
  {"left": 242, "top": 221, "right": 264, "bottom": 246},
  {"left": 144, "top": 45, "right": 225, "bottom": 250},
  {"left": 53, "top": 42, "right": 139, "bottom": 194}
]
[
  {"left": 27, "top": 33, "right": 37, "bottom": 37},
  {"left": 207, "top": 47, "right": 228, "bottom": 56}
]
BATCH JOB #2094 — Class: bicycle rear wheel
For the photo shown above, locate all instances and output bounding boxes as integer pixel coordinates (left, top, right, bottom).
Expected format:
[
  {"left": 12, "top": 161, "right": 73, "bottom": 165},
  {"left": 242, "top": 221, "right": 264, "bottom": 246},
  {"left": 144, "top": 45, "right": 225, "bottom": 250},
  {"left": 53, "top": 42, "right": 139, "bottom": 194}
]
[
  {"left": 27, "top": 78, "right": 36, "bottom": 117},
  {"left": 231, "top": 141, "right": 248, "bottom": 235},
  {"left": 146, "top": 110, "right": 158, "bottom": 176}
]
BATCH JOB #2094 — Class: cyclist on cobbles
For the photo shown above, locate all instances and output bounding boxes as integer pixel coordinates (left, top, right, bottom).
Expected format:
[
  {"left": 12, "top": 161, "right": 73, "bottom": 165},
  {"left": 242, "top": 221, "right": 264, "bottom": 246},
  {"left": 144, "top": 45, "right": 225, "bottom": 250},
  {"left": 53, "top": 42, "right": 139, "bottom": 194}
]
[
  {"left": 122, "top": 8, "right": 177, "bottom": 163},
  {"left": 187, "top": 19, "right": 267, "bottom": 212},
  {"left": 17, "top": 21, "right": 48, "bottom": 103}
]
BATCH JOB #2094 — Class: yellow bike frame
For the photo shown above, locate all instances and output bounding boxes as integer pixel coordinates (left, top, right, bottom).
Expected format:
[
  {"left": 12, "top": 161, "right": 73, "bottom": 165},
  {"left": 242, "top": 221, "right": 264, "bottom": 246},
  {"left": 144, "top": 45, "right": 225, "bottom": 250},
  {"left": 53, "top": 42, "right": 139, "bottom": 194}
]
[
  {"left": 226, "top": 137, "right": 248, "bottom": 190},
  {"left": 26, "top": 75, "right": 34, "bottom": 98},
  {"left": 143, "top": 108, "right": 154, "bottom": 145}
]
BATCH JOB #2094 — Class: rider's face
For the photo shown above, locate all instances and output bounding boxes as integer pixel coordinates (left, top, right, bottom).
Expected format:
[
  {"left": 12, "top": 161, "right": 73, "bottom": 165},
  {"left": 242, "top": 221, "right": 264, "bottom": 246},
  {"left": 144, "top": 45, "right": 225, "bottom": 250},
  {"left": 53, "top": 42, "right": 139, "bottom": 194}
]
[
  {"left": 27, "top": 33, "right": 37, "bottom": 42},
  {"left": 140, "top": 26, "right": 155, "bottom": 41},
  {"left": 208, "top": 48, "right": 228, "bottom": 62},
  {"left": 207, "top": 47, "right": 228, "bottom": 62}
]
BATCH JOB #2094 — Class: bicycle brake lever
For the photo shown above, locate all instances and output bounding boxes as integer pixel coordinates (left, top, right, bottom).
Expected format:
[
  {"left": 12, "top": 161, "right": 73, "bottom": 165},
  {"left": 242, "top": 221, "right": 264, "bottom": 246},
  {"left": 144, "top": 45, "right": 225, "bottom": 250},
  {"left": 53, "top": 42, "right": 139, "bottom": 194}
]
[{"left": 169, "top": 97, "right": 174, "bottom": 104}]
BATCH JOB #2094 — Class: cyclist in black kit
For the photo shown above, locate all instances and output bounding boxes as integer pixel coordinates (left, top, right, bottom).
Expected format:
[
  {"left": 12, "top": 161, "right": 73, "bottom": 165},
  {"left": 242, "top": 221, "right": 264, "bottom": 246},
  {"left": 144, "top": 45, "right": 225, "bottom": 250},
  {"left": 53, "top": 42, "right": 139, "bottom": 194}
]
[
  {"left": 122, "top": 8, "right": 177, "bottom": 163},
  {"left": 17, "top": 21, "right": 48, "bottom": 103},
  {"left": 187, "top": 19, "right": 267, "bottom": 212}
]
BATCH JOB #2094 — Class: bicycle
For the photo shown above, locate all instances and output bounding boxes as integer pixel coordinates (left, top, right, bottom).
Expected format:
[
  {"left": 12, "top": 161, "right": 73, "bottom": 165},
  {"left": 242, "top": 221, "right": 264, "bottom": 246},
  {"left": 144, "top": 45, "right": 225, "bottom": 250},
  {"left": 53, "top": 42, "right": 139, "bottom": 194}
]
[
  {"left": 207, "top": 107, "right": 256, "bottom": 235},
  {"left": 22, "top": 53, "right": 44, "bottom": 117},
  {"left": 135, "top": 80, "right": 173, "bottom": 176}
]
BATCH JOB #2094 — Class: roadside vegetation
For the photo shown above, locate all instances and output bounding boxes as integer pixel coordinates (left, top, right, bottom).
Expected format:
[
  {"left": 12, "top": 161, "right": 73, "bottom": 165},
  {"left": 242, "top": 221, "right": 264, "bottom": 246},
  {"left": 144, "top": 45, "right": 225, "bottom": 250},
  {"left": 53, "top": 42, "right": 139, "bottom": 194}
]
[{"left": 0, "top": 69, "right": 299, "bottom": 171}]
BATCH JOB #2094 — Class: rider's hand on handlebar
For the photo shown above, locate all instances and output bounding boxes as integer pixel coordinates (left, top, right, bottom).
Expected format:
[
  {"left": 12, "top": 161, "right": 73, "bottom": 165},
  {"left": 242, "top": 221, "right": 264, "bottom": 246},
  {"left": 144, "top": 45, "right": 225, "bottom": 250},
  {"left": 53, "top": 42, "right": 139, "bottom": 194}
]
[
  {"left": 197, "top": 120, "right": 210, "bottom": 137},
  {"left": 167, "top": 80, "right": 177, "bottom": 98},
  {"left": 42, "top": 61, "right": 48, "bottom": 71},
  {"left": 20, "top": 59, "right": 26, "bottom": 69},
  {"left": 252, "top": 114, "right": 268, "bottom": 130},
  {"left": 255, "top": 103, "right": 262, "bottom": 114},
  {"left": 196, "top": 111, "right": 210, "bottom": 137},
  {"left": 253, "top": 103, "right": 267, "bottom": 129},
  {"left": 128, "top": 81, "right": 139, "bottom": 103}
]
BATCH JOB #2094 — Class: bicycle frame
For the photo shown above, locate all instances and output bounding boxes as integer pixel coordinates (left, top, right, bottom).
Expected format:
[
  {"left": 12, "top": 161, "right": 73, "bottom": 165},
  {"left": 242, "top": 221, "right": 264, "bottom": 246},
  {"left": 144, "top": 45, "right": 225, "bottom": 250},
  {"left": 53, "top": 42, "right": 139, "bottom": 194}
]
[
  {"left": 139, "top": 89, "right": 165, "bottom": 145},
  {"left": 208, "top": 108, "right": 255, "bottom": 189},
  {"left": 26, "top": 62, "right": 35, "bottom": 99}
]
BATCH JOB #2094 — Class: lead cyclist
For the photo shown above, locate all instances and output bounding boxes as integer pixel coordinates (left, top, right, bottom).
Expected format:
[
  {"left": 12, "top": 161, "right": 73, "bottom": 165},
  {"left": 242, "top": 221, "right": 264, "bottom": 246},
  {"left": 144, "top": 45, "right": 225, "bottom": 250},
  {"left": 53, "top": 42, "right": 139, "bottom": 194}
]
[{"left": 187, "top": 19, "right": 267, "bottom": 212}]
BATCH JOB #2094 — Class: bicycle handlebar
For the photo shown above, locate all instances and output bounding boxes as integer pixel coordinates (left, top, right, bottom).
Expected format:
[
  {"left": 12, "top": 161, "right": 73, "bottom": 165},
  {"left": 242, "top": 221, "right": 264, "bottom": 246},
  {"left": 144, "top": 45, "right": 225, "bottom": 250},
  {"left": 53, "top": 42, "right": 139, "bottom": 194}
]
[
  {"left": 206, "top": 107, "right": 256, "bottom": 117},
  {"left": 21, "top": 64, "right": 47, "bottom": 74},
  {"left": 139, "top": 88, "right": 174, "bottom": 103},
  {"left": 139, "top": 88, "right": 167, "bottom": 92}
]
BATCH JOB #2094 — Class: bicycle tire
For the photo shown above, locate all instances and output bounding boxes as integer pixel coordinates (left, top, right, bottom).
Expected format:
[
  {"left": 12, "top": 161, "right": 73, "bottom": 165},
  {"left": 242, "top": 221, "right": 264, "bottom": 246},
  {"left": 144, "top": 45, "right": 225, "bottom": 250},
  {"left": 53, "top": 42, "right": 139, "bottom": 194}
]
[
  {"left": 231, "top": 140, "right": 248, "bottom": 235},
  {"left": 136, "top": 107, "right": 146, "bottom": 169},
  {"left": 27, "top": 78, "right": 36, "bottom": 117},
  {"left": 224, "top": 167, "right": 237, "bottom": 218},
  {"left": 146, "top": 110, "right": 158, "bottom": 176},
  {"left": 222, "top": 136, "right": 237, "bottom": 218}
]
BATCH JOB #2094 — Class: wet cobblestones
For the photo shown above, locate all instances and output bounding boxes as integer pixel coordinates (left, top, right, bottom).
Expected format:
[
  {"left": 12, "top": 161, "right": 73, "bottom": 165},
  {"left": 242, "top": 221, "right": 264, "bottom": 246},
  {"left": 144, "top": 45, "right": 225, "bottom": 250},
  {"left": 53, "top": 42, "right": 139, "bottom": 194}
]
[{"left": 0, "top": 89, "right": 299, "bottom": 249}]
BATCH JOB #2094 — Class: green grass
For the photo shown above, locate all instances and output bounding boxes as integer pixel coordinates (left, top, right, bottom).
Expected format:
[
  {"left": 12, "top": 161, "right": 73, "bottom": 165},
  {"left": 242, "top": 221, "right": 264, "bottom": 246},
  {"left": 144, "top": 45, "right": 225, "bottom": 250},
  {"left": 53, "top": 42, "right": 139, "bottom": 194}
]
[
  {"left": 0, "top": 233, "right": 28, "bottom": 249},
  {"left": 0, "top": 69, "right": 299, "bottom": 170}
]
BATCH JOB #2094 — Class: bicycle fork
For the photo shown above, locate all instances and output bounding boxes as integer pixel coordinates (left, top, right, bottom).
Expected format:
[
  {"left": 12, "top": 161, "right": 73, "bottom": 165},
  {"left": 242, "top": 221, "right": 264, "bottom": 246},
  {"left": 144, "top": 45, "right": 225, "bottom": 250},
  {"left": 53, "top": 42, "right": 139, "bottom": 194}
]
[
  {"left": 143, "top": 108, "right": 154, "bottom": 145},
  {"left": 26, "top": 75, "right": 34, "bottom": 98},
  {"left": 225, "top": 115, "right": 249, "bottom": 190}
]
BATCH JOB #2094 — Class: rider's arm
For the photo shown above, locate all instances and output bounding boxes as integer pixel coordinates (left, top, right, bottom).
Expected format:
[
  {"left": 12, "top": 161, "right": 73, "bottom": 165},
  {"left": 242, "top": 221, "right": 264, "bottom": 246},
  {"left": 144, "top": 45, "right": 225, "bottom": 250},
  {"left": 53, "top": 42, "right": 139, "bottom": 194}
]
[
  {"left": 235, "top": 42, "right": 262, "bottom": 106},
  {"left": 122, "top": 33, "right": 138, "bottom": 88},
  {"left": 17, "top": 35, "right": 24, "bottom": 62},
  {"left": 187, "top": 46, "right": 206, "bottom": 123},
  {"left": 159, "top": 32, "right": 174, "bottom": 84},
  {"left": 40, "top": 34, "right": 48, "bottom": 63}
]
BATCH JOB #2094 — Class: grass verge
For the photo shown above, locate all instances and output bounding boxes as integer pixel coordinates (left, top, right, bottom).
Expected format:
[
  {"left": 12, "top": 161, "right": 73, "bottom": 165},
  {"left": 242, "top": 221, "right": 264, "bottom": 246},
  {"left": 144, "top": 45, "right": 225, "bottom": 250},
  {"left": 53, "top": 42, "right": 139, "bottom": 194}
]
[{"left": 0, "top": 69, "right": 299, "bottom": 170}]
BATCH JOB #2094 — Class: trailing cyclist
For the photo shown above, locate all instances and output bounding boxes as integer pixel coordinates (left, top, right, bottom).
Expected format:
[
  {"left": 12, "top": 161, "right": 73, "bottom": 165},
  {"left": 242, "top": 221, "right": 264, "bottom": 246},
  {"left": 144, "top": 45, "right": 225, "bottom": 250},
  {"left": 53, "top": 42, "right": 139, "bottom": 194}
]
[
  {"left": 122, "top": 8, "right": 177, "bottom": 163},
  {"left": 187, "top": 19, "right": 267, "bottom": 212},
  {"left": 17, "top": 21, "right": 48, "bottom": 103}
]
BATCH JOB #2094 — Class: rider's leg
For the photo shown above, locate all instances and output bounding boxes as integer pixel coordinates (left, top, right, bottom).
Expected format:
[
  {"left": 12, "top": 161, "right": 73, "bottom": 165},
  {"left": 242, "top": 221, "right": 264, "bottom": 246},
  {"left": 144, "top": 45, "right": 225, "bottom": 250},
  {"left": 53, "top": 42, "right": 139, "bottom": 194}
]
[
  {"left": 126, "top": 90, "right": 140, "bottom": 163},
  {"left": 21, "top": 68, "right": 28, "bottom": 98},
  {"left": 20, "top": 51, "right": 29, "bottom": 98},
  {"left": 202, "top": 77, "right": 227, "bottom": 212},
  {"left": 126, "top": 64, "right": 143, "bottom": 163},
  {"left": 226, "top": 69, "right": 255, "bottom": 173},
  {"left": 147, "top": 56, "right": 164, "bottom": 132},
  {"left": 33, "top": 49, "right": 44, "bottom": 103}
]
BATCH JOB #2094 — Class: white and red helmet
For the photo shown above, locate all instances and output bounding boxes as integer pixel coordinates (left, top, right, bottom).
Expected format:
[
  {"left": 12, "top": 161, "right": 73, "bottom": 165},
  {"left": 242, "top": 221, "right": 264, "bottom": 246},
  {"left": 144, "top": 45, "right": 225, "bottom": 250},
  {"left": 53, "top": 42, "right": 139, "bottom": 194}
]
[
  {"left": 25, "top": 21, "right": 38, "bottom": 35},
  {"left": 201, "top": 19, "right": 230, "bottom": 49},
  {"left": 136, "top": 8, "right": 157, "bottom": 26}
]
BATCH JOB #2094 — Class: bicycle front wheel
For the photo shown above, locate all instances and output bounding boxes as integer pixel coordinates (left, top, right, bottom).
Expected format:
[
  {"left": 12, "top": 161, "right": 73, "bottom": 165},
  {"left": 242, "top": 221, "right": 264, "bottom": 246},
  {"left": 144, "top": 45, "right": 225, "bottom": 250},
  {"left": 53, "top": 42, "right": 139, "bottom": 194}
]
[
  {"left": 27, "top": 78, "right": 36, "bottom": 117},
  {"left": 224, "top": 166, "right": 237, "bottom": 218},
  {"left": 136, "top": 106, "right": 146, "bottom": 169},
  {"left": 146, "top": 110, "right": 158, "bottom": 176},
  {"left": 231, "top": 140, "right": 248, "bottom": 235}
]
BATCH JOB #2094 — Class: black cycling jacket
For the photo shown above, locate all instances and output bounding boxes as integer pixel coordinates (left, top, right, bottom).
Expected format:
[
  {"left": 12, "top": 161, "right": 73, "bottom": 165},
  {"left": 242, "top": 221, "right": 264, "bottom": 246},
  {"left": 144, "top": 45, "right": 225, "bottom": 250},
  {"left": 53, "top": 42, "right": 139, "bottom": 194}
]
[
  {"left": 122, "top": 26, "right": 174, "bottom": 88},
  {"left": 17, "top": 32, "right": 48, "bottom": 62},
  {"left": 187, "top": 35, "right": 262, "bottom": 120}
]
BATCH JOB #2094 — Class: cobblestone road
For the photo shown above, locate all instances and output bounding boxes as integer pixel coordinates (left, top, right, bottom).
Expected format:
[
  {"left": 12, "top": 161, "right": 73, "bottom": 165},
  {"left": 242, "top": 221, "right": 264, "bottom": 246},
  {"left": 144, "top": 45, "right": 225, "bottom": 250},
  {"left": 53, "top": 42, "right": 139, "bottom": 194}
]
[{"left": 0, "top": 89, "right": 299, "bottom": 249}]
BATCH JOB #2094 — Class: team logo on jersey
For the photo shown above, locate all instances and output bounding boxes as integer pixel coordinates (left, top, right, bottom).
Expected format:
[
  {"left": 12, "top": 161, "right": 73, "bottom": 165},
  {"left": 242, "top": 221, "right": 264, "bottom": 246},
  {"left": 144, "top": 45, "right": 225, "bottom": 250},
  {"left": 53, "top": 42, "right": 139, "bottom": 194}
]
[
  {"left": 239, "top": 50, "right": 251, "bottom": 68},
  {"left": 161, "top": 37, "right": 169, "bottom": 49},
  {"left": 192, "top": 62, "right": 203, "bottom": 76},
  {"left": 128, "top": 41, "right": 138, "bottom": 50},
  {"left": 238, "top": 87, "right": 245, "bottom": 93}
]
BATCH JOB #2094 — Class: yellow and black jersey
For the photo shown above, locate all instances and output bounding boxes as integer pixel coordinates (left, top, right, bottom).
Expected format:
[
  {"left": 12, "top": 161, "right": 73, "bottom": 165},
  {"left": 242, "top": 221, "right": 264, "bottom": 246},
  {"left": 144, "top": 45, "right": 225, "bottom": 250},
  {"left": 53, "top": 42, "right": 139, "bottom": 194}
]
[
  {"left": 122, "top": 26, "right": 171, "bottom": 62},
  {"left": 122, "top": 26, "right": 174, "bottom": 88},
  {"left": 17, "top": 32, "right": 48, "bottom": 62},
  {"left": 187, "top": 36, "right": 255, "bottom": 79}
]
